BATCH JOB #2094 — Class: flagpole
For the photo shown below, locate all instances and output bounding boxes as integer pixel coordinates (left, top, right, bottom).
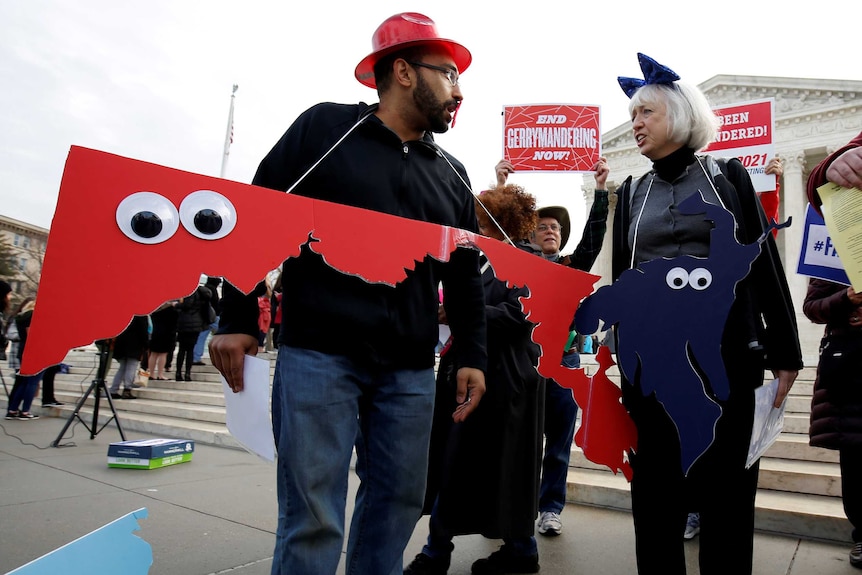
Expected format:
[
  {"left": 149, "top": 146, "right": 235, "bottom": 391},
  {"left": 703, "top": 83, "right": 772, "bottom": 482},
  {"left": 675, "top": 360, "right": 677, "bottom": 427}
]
[{"left": 220, "top": 84, "right": 238, "bottom": 178}]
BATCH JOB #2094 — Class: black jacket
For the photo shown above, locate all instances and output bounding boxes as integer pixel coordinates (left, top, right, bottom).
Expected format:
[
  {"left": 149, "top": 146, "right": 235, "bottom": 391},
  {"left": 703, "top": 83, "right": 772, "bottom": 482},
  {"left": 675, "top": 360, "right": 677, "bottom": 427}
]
[
  {"left": 425, "top": 255, "right": 543, "bottom": 538},
  {"left": 219, "top": 102, "right": 487, "bottom": 371},
  {"left": 803, "top": 278, "right": 862, "bottom": 449},
  {"left": 112, "top": 315, "right": 149, "bottom": 361},
  {"left": 177, "top": 286, "right": 212, "bottom": 334}
]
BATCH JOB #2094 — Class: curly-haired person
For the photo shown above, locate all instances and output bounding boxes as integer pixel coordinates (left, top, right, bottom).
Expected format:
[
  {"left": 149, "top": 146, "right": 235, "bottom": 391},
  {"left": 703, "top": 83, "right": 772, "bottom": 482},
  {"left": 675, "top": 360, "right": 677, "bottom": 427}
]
[
  {"left": 475, "top": 184, "right": 538, "bottom": 243},
  {"left": 407, "top": 185, "right": 544, "bottom": 574}
]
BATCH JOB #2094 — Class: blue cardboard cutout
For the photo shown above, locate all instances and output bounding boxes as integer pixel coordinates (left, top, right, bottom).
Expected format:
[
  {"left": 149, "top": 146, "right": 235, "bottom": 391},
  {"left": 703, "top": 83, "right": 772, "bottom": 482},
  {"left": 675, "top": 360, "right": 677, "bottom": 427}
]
[
  {"left": 8, "top": 508, "right": 151, "bottom": 575},
  {"left": 576, "top": 192, "right": 788, "bottom": 473}
]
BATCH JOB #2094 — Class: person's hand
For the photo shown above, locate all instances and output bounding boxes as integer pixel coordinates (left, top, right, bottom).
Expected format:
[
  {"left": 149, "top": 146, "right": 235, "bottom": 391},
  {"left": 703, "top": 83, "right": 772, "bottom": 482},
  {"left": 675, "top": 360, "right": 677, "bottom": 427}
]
[
  {"left": 437, "top": 304, "right": 448, "bottom": 325},
  {"left": 209, "top": 333, "right": 259, "bottom": 393},
  {"left": 593, "top": 156, "right": 609, "bottom": 189},
  {"left": 826, "top": 147, "right": 862, "bottom": 190},
  {"left": 452, "top": 367, "right": 485, "bottom": 422},
  {"left": 847, "top": 286, "right": 862, "bottom": 305},
  {"left": 495, "top": 159, "right": 514, "bottom": 187},
  {"left": 846, "top": 287, "right": 862, "bottom": 327},
  {"left": 765, "top": 157, "right": 783, "bottom": 178},
  {"left": 772, "top": 369, "right": 798, "bottom": 408}
]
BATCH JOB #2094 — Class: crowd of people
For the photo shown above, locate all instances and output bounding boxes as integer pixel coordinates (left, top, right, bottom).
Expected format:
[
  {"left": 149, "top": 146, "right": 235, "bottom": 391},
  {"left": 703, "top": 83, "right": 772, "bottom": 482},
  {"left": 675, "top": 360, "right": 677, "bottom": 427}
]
[
  {"left": 199, "top": 13, "right": 832, "bottom": 575},
  {"left": 198, "top": 15, "right": 856, "bottom": 575},
  {"left": 4, "top": 11, "right": 860, "bottom": 575}
]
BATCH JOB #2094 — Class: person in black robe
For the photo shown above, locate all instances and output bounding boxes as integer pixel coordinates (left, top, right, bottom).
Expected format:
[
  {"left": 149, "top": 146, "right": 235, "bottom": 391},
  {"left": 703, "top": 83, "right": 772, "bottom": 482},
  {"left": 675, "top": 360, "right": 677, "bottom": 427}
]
[{"left": 407, "top": 184, "right": 545, "bottom": 575}]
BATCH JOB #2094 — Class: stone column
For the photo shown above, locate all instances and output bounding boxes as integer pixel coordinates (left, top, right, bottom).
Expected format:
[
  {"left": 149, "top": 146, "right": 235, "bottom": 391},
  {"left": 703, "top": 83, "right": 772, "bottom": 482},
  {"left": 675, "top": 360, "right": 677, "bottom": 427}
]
[
  {"left": 780, "top": 151, "right": 822, "bottom": 363},
  {"left": 781, "top": 151, "right": 808, "bottom": 312},
  {"left": 580, "top": 181, "right": 615, "bottom": 287}
]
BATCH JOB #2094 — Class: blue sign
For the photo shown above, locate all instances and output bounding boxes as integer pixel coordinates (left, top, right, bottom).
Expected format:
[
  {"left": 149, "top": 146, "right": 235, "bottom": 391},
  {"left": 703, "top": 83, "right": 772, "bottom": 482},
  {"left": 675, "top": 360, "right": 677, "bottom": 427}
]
[{"left": 797, "top": 203, "right": 851, "bottom": 285}]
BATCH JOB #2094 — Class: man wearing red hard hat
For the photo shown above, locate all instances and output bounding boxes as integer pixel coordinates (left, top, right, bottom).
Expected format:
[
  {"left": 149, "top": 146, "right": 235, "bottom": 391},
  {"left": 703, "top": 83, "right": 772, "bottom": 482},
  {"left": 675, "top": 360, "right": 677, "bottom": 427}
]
[{"left": 209, "top": 12, "right": 487, "bottom": 575}]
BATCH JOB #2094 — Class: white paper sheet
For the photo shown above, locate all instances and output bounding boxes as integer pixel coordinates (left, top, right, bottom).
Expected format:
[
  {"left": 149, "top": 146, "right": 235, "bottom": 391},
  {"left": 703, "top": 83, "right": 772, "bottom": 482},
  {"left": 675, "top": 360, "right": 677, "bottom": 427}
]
[
  {"left": 220, "top": 354, "right": 276, "bottom": 462},
  {"left": 746, "top": 378, "right": 785, "bottom": 469},
  {"left": 438, "top": 324, "right": 451, "bottom": 346}
]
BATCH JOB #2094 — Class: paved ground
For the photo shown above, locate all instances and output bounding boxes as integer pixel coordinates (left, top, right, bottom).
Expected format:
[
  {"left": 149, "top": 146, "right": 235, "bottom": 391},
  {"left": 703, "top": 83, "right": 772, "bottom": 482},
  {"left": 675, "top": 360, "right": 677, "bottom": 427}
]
[{"left": 1, "top": 416, "right": 859, "bottom": 575}]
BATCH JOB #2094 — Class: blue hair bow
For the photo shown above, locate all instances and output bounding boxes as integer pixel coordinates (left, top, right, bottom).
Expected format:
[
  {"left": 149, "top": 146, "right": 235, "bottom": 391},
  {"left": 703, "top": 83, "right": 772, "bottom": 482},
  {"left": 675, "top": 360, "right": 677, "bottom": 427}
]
[{"left": 617, "top": 53, "right": 680, "bottom": 98}]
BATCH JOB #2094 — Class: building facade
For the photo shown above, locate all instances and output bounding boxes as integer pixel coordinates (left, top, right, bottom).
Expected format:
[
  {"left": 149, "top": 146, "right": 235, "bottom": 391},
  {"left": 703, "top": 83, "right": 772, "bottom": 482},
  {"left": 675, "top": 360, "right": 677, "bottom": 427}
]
[
  {"left": 583, "top": 75, "right": 862, "bottom": 365},
  {"left": 0, "top": 214, "right": 48, "bottom": 301}
]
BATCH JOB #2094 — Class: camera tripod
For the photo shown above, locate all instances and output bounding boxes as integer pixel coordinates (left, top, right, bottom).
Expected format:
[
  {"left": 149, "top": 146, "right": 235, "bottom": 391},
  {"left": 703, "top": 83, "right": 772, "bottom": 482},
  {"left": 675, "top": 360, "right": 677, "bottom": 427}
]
[{"left": 52, "top": 340, "right": 126, "bottom": 447}]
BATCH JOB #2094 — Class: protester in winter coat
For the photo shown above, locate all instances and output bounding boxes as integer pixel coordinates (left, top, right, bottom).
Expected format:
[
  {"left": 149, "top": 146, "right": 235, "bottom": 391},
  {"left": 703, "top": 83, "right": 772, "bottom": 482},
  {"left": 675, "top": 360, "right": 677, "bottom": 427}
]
[
  {"left": 804, "top": 278, "right": 862, "bottom": 568},
  {"left": 6, "top": 298, "right": 43, "bottom": 419},
  {"left": 148, "top": 301, "right": 179, "bottom": 380},
  {"left": 108, "top": 315, "right": 149, "bottom": 399},
  {"left": 0, "top": 280, "right": 11, "bottom": 362},
  {"left": 193, "top": 276, "right": 222, "bottom": 365},
  {"left": 175, "top": 285, "right": 211, "bottom": 381},
  {"left": 807, "top": 130, "right": 862, "bottom": 211}
]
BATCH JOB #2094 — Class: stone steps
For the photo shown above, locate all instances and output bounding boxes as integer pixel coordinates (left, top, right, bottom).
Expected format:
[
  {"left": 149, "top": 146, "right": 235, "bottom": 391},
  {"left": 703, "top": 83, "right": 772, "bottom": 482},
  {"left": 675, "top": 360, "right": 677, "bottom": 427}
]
[{"left": 7, "top": 348, "right": 852, "bottom": 544}]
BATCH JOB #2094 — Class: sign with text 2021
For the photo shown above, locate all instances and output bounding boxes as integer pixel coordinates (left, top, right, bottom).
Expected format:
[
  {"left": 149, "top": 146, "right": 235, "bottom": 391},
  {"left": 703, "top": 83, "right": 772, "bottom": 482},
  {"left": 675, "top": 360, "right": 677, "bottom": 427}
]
[
  {"left": 503, "top": 104, "right": 601, "bottom": 172},
  {"left": 703, "top": 98, "right": 776, "bottom": 193}
]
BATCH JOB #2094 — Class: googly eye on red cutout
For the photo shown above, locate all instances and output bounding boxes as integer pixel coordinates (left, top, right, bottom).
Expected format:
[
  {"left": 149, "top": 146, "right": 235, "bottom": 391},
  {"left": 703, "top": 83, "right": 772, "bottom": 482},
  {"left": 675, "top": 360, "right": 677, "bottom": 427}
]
[
  {"left": 179, "top": 190, "right": 237, "bottom": 240},
  {"left": 116, "top": 192, "right": 180, "bottom": 244}
]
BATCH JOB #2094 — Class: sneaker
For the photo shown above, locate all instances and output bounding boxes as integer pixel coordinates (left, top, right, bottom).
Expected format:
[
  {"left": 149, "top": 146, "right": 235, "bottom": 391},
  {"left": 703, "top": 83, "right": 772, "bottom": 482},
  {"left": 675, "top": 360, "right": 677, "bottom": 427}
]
[
  {"left": 17, "top": 412, "right": 40, "bottom": 420},
  {"left": 684, "top": 512, "right": 701, "bottom": 540},
  {"left": 471, "top": 547, "right": 539, "bottom": 574},
  {"left": 404, "top": 552, "right": 449, "bottom": 575},
  {"left": 538, "top": 510, "right": 562, "bottom": 536},
  {"left": 121, "top": 389, "right": 137, "bottom": 400},
  {"left": 110, "top": 392, "right": 123, "bottom": 399},
  {"left": 42, "top": 401, "right": 64, "bottom": 407},
  {"left": 850, "top": 542, "right": 862, "bottom": 568},
  {"left": 192, "top": 361, "right": 206, "bottom": 366},
  {"left": 5, "top": 411, "right": 19, "bottom": 420}
]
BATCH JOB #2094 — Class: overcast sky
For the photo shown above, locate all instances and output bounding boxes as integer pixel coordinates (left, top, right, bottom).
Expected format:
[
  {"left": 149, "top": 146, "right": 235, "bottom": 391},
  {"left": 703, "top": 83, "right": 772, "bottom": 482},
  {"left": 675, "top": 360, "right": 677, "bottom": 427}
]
[{"left": 1, "top": 0, "right": 858, "bottom": 243}]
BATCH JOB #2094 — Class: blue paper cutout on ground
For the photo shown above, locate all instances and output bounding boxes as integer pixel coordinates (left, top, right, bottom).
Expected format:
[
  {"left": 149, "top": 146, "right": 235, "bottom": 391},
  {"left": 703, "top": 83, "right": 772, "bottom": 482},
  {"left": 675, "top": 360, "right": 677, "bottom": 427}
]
[{"left": 7, "top": 508, "right": 152, "bottom": 574}]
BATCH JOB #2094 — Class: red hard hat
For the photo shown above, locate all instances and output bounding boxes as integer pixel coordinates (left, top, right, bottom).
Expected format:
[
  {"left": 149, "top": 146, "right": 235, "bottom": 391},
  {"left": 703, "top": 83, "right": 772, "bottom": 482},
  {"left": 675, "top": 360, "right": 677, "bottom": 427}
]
[{"left": 355, "top": 12, "right": 472, "bottom": 89}]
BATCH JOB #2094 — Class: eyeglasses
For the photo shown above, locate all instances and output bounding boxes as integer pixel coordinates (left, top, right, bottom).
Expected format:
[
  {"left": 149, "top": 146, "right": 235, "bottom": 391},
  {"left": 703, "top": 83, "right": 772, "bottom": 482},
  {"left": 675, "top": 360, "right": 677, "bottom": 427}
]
[
  {"left": 537, "top": 224, "right": 561, "bottom": 232},
  {"left": 407, "top": 61, "right": 460, "bottom": 86}
]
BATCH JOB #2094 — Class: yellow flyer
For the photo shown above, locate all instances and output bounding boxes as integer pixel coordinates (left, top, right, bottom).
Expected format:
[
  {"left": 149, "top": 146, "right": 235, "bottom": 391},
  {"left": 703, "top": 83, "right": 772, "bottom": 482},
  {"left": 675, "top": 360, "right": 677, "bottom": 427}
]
[{"left": 817, "top": 182, "right": 862, "bottom": 291}]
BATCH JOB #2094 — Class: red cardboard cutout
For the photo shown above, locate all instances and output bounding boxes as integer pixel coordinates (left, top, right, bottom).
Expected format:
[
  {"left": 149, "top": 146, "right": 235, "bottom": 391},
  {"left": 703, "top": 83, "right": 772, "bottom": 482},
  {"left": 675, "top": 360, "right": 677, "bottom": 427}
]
[
  {"left": 22, "top": 146, "right": 635, "bottom": 478},
  {"left": 474, "top": 236, "right": 635, "bottom": 479}
]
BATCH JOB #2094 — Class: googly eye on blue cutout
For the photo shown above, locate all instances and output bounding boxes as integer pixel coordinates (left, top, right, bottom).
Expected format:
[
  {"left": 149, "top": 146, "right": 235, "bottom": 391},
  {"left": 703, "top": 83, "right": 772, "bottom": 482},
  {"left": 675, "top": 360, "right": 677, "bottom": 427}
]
[
  {"left": 116, "top": 192, "right": 180, "bottom": 244},
  {"left": 665, "top": 267, "right": 688, "bottom": 290},
  {"left": 179, "top": 190, "right": 237, "bottom": 240},
  {"left": 688, "top": 268, "right": 712, "bottom": 291}
]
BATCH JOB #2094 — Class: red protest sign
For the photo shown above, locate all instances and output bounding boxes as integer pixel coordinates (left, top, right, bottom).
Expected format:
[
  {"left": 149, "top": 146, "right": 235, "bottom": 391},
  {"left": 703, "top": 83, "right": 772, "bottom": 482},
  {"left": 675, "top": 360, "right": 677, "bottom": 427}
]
[
  {"left": 703, "top": 98, "right": 776, "bottom": 193},
  {"left": 705, "top": 99, "right": 773, "bottom": 152},
  {"left": 503, "top": 104, "right": 601, "bottom": 172}
]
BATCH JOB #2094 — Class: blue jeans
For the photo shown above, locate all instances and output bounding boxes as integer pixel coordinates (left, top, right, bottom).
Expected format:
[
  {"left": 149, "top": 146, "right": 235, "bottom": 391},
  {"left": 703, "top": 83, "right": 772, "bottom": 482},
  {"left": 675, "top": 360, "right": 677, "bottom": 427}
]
[
  {"left": 539, "top": 379, "right": 578, "bottom": 514},
  {"left": 270, "top": 346, "right": 436, "bottom": 575},
  {"left": 193, "top": 318, "right": 218, "bottom": 362},
  {"left": 8, "top": 372, "right": 43, "bottom": 413}
]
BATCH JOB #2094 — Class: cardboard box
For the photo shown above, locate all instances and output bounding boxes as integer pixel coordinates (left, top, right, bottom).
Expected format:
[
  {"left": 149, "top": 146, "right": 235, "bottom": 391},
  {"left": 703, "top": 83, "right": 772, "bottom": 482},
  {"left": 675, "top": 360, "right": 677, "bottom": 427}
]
[{"left": 107, "top": 438, "right": 194, "bottom": 469}]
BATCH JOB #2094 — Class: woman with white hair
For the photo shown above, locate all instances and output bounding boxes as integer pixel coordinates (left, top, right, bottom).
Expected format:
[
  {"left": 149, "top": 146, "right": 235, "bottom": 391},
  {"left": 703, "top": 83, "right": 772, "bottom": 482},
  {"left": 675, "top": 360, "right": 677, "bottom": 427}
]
[{"left": 604, "top": 54, "right": 803, "bottom": 575}]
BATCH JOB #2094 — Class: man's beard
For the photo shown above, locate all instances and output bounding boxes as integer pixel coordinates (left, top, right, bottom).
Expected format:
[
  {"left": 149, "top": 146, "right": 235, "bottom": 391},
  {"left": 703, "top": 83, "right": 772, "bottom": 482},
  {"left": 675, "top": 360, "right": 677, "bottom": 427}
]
[{"left": 412, "top": 73, "right": 455, "bottom": 134}]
